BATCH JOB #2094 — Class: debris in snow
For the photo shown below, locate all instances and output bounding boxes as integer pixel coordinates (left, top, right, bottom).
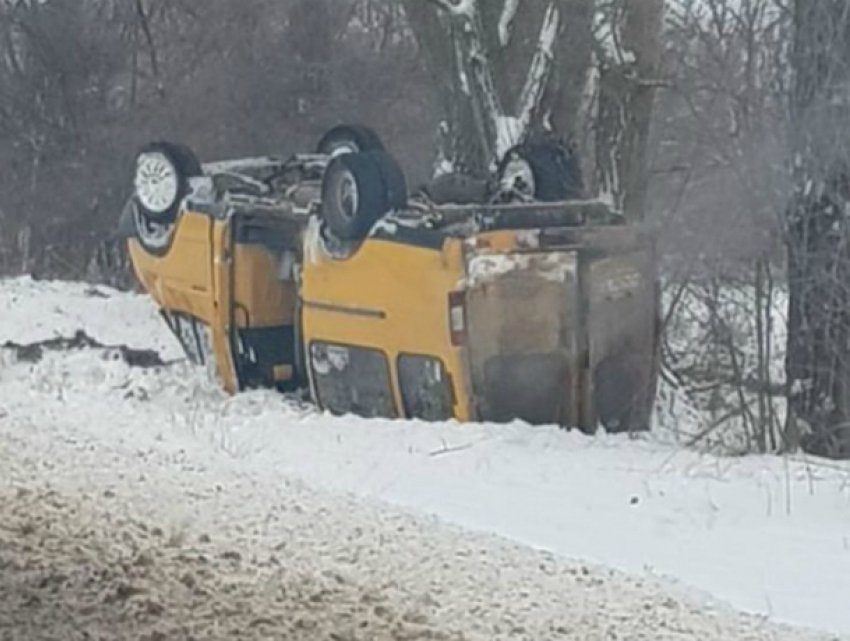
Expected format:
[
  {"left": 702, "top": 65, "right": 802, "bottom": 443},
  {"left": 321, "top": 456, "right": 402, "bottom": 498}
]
[
  {"left": 3, "top": 277, "right": 850, "bottom": 638},
  {"left": 2, "top": 330, "right": 168, "bottom": 369}
]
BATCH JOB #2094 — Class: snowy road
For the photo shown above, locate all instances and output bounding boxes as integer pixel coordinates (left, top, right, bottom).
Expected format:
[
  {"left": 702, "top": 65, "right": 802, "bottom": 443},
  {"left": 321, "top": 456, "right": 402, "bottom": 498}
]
[{"left": 1, "top": 276, "right": 849, "bottom": 640}]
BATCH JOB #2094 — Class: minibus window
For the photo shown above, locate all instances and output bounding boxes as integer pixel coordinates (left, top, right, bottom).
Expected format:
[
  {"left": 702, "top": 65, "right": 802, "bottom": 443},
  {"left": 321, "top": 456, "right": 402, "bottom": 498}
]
[{"left": 311, "top": 342, "right": 396, "bottom": 418}]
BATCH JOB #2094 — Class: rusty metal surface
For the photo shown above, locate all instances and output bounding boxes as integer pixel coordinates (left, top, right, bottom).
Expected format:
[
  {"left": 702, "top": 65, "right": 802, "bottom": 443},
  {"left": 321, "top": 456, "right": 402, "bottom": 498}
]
[
  {"left": 463, "top": 238, "right": 658, "bottom": 431},
  {"left": 464, "top": 251, "right": 582, "bottom": 426}
]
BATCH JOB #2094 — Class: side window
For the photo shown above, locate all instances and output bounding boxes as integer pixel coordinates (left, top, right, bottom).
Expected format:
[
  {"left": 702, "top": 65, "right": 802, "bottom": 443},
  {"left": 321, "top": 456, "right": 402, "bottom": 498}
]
[
  {"left": 398, "top": 355, "right": 454, "bottom": 422},
  {"left": 311, "top": 342, "right": 396, "bottom": 419}
]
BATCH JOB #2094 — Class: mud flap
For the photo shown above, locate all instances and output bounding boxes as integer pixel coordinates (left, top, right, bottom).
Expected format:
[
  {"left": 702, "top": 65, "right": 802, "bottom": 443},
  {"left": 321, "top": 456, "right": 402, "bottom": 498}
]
[{"left": 463, "top": 241, "right": 658, "bottom": 432}]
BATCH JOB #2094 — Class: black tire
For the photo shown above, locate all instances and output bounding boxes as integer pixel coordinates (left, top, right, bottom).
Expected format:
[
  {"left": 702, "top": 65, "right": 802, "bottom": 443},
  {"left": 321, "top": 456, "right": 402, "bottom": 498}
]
[
  {"left": 133, "top": 141, "right": 202, "bottom": 223},
  {"left": 321, "top": 153, "right": 389, "bottom": 241},
  {"left": 130, "top": 141, "right": 201, "bottom": 256},
  {"left": 367, "top": 150, "right": 408, "bottom": 211},
  {"left": 498, "top": 140, "right": 584, "bottom": 202},
  {"left": 316, "top": 125, "right": 385, "bottom": 157},
  {"left": 320, "top": 151, "right": 407, "bottom": 241}
]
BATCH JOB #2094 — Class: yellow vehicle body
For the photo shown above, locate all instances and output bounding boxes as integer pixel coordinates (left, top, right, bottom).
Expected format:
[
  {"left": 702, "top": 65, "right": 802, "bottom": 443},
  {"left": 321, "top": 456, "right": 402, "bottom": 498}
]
[
  {"left": 300, "top": 219, "right": 658, "bottom": 429},
  {"left": 128, "top": 209, "right": 301, "bottom": 394},
  {"left": 126, "top": 198, "right": 658, "bottom": 431},
  {"left": 301, "top": 232, "right": 473, "bottom": 421},
  {"left": 122, "top": 129, "right": 659, "bottom": 431}
]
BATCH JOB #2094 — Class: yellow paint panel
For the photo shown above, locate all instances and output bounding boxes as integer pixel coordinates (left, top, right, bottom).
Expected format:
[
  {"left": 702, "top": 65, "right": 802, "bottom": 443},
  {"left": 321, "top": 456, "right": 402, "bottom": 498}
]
[
  {"left": 210, "top": 219, "right": 238, "bottom": 393},
  {"left": 301, "top": 237, "right": 472, "bottom": 421},
  {"left": 231, "top": 244, "right": 297, "bottom": 328},
  {"left": 128, "top": 211, "right": 214, "bottom": 323}
]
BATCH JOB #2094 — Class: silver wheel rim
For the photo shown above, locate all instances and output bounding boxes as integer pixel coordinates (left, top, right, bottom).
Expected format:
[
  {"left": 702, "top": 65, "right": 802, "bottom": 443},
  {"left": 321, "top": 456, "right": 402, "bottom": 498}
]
[
  {"left": 337, "top": 171, "right": 359, "bottom": 220},
  {"left": 135, "top": 152, "right": 180, "bottom": 214},
  {"left": 501, "top": 156, "right": 536, "bottom": 198}
]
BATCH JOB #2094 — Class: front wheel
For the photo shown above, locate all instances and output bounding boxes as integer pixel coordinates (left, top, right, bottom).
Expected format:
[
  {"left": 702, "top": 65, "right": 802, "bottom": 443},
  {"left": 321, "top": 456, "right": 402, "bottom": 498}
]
[
  {"left": 130, "top": 141, "right": 202, "bottom": 256},
  {"left": 133, "top": 142, "right": 202, "bottom": 223}
]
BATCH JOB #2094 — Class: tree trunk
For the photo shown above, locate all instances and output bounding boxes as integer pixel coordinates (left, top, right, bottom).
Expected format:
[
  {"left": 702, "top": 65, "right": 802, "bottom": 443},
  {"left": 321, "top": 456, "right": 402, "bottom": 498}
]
[
  {"left": 401, "top": 0, "right": 664, "bottom": 223},
  {"left": 786, "top": 0, "right": 850, "bottom": 459},
  {"left": 401, "top": 0, "right": 594, "bottom": 178},
  {"left": 593, "top": 0, "right": 665, "bottom": 222}
]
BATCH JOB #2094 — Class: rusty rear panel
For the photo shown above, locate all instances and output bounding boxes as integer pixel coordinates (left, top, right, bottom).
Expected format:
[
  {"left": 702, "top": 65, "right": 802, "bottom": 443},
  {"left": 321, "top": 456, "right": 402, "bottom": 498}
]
[
  {"left": 462, "top": 224, "right": 658, "bottom": 430},
  {"left": 463, "top": 251, "right": 583, "bottom": 426},
  {"left": 585, "top": 248, "right": 659, "bottom": 432}
]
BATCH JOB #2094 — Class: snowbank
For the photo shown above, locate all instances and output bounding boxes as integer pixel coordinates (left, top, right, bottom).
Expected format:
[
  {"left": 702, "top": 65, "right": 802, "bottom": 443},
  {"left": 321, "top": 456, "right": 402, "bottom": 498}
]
[{"left": 1, "top": 276, "right": 849, "bottom": 638}]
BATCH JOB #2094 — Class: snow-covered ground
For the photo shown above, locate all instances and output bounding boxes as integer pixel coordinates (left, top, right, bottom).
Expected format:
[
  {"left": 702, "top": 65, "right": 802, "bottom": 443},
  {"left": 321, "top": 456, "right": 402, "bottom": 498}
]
[{"left": 1, "top": 276, "right": 849, "bottom": 639}]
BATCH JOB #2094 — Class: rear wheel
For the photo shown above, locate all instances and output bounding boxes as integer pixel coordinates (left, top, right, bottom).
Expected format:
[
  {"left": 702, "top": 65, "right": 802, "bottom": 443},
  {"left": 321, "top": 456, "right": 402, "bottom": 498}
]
[{"left": 498, "top": 140, "right": 584, "bottom": 202}]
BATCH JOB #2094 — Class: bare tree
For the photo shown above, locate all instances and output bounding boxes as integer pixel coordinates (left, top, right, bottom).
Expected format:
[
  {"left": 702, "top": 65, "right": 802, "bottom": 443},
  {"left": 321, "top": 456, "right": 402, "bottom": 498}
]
[
  {"left": 399, "top": 0, "right": 663, "bottom": 221},
  {"left": 398, "top": 0, "right": 588, "bottom": 177},
  {"left": 0, "top": 0, "right": 438, "bottom": 282},
  {"left": 654, "top": 0, "right": 793, "bottom": 454},
  {"left": 593, "top": 0, "right": 666, "bottom": 220},
  {"left": 786, "top": 1, "right": 850, "bottom": 458}
]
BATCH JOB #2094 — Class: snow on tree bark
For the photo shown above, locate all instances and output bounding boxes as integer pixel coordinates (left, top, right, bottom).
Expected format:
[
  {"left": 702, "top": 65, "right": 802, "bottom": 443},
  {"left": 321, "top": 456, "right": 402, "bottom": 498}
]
[
  {"left": 404, "top": 0, "right": 663, "bottom": 223},
  {"left": 592, "top": 0, "right": 664, "bottom": 221},
  {"left": 404, "top": 0, "right": 594, "bottom": 177}
]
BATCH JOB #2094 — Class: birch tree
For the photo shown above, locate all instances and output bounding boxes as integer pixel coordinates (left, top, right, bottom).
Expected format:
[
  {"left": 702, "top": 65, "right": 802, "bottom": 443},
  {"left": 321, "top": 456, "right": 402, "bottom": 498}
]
[{"left": 400, "top": 0, "right": 664, "bottom": 221}]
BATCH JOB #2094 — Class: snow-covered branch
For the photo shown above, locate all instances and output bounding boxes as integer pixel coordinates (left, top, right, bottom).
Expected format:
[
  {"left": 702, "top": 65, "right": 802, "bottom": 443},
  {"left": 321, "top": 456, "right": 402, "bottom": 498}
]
[
  {"left": 516, "top": 4, "right": 560, "bottom": 138},
  {"left": 498, "top": 0, "right": 520, "bottom": 47},
  {"left": 594, "top": 0, "right": 635, "bottom": 66},
  {"left": 424, "top": 0, "right": 477, "bottom": 18}
]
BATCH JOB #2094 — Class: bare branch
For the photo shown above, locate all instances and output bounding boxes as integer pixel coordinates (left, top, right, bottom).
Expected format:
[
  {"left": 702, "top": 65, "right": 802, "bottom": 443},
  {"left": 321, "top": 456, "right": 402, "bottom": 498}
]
[
  {"left": 423, "top": 0, "right": 475, "bottom": 17},
  {"left": 516, "top": 4, "right": 559, "bottom": 139},
  {"left": 497, "top": 0, "right": 519, "bottom": 47}
]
